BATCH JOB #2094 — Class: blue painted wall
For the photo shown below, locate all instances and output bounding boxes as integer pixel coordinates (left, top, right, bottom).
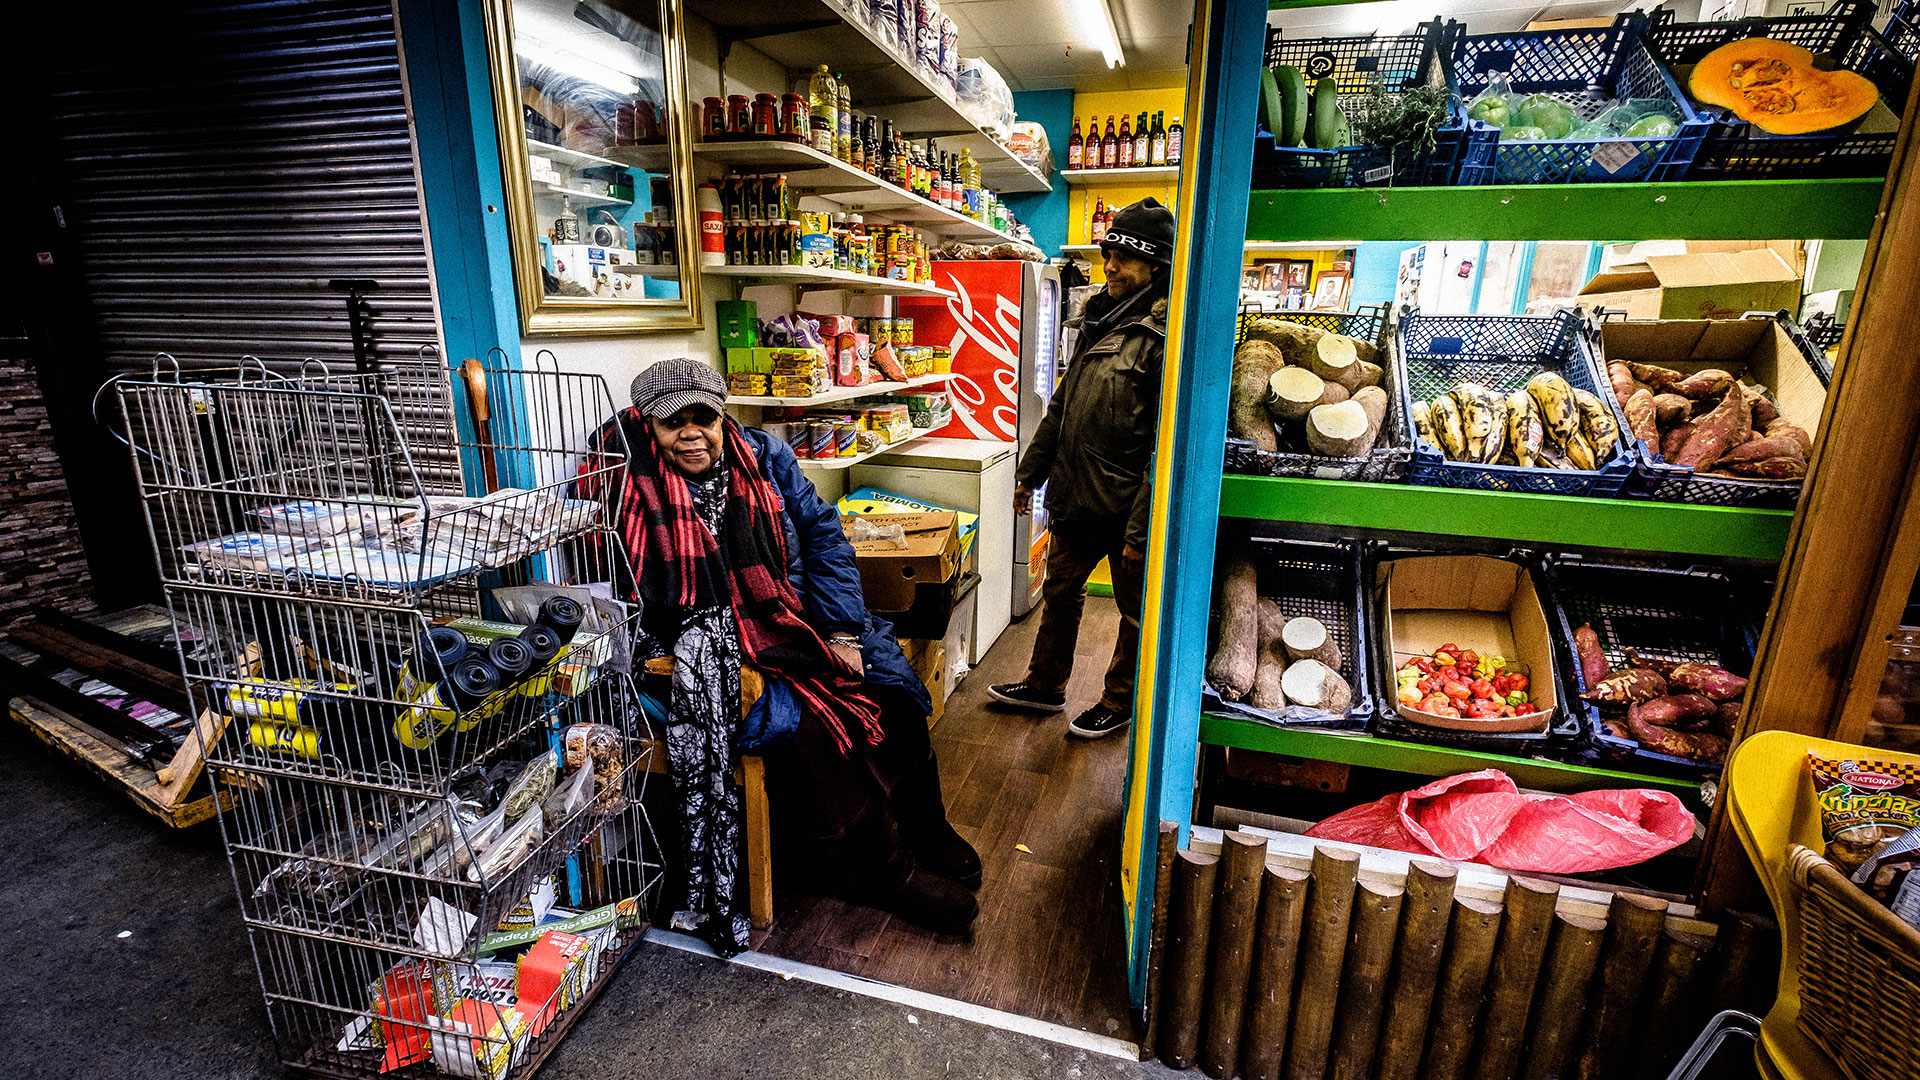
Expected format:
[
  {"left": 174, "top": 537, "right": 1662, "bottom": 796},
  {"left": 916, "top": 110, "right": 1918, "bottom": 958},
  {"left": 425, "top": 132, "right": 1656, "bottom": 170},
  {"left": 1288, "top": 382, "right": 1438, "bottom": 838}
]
[
  {"left": 1005, "top": 88, "right": 1074, "bottom": 254},
  {"left": 1350, "top": 241, "right": 1419, "bottom": 309}
]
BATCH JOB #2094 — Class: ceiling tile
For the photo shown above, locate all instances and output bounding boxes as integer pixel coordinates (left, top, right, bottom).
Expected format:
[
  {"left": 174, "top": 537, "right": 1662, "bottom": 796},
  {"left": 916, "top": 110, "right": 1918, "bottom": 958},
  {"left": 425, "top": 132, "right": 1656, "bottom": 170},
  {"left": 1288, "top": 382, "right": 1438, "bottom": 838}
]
[
  {"left": 991, "top": 40, "right": 1125, "bottom": 84},
  {"left": 1124, "top": 35, "right": 1190, "bottom": 71},
  {"left": 940, "top": 3, "right": 982, "bottom": 42},
  {"left": 1110, "top": 0, "right": 1192, "bottom": 44},
  {"left": 954, "top": 0, "right": 1086, "bottom": 45}
]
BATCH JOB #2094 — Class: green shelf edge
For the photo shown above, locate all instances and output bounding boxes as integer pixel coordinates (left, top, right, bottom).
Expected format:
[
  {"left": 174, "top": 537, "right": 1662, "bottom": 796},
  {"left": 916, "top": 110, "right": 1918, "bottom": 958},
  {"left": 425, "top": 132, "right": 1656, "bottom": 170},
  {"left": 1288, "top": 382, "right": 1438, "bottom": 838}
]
[
  {"left": 1246, "top": 179, "right": 1884, "bottom": 242},
  {"left": 1200, "top": 712, "right": 1702, "bottom": 795},
  {"left": 1218, "top": 475, "right": 1792, "bottom": 559}
]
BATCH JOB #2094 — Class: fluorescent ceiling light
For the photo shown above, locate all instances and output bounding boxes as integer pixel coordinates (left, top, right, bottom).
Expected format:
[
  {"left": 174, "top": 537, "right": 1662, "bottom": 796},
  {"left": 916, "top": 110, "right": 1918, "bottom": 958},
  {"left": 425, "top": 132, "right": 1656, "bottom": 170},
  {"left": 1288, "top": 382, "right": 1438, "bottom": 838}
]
[
  {"left": 516, "top": 33, "right": 640, "bottom": 96},
  {"left": 1069, "top": 0, "right": 1125, "bottom": 68}
]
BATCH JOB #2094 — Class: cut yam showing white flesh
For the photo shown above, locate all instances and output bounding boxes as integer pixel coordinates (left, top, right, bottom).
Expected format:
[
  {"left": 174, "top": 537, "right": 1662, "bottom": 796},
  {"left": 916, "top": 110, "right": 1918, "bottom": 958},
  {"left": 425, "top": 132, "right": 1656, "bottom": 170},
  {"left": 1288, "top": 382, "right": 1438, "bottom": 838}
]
[
  {"left": 1268, "top": 366, "right": 1338, "bottom": 424},
  {"left": 1309, "top": 334, "right": 1366, "bottom": 392},
  {"left": 1281, "top": 658, "right": 1353, "bottom": 715},
  {"left": 1304, "top": 398, "right": 1380, "bottom": 457},
  {"left": 1281, "top": 616, "right": 1342, "bottom": 669}
]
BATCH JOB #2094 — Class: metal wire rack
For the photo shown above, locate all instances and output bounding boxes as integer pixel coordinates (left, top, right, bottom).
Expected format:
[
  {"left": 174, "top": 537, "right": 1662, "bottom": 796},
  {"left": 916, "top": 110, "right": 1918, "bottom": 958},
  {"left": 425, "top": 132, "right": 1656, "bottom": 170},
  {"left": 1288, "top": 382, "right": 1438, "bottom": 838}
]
[{"left": 113, "top": 350, "right": 658, "bottom": 1080}]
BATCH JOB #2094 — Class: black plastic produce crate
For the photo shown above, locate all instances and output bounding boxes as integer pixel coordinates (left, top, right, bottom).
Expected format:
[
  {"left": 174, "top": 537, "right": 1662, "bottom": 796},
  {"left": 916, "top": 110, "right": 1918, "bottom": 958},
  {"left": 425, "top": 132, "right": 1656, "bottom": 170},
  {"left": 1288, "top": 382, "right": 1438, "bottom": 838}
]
[
  {"left": 1397, "top": 309, "right": 1636, "bottom": 497},
  {"left": 1588, "top": 311, "right": 1828, "bottom": 509},
  {"left": 1253, "top": 22, "right": 1489, "bottom": 189},
  {"left": 1890, "top": 0, "right": 1920, "bottom": 65},
  {"left": 1236, "top": 305, "right": 1389, "bottom": 347},
  {"left": 1367, "top": 548, "right": 1583, "bottom": 753},
  {"left": 1204, "top": 535, "right": 1373, "bottom": 731},
  {"left": 1539, "top": 555, "right": 1757, "bottom": 777},
  {"left": 1225, "top": 305, "right": 1412, "bottom": 483},
  {"left": 1452, "top": 13, "right": 1708, "bottom": 185},
  {"left": 1646, "top": 1, "right": 1915, "bottom": 180}
]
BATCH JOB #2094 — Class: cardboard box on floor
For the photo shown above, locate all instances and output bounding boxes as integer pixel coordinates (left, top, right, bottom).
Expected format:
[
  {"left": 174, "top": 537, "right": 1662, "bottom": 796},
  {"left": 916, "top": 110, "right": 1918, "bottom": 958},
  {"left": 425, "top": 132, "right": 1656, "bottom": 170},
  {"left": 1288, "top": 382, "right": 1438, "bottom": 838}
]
[
  {"left": 841, "top": 511, "right": 961, "bottom": 611},
  {"left": 898, "top": 637, "right": 949, "bottom": 726},
  {"left": 1578, "top": 247, "right": 1801, "bottom": 321},
  {"left": 1593, "top": 318, "right": 1826, "bottom": 450},
  {"left": 1382, "top": 555, "right": 1559, "bottom": 735}
]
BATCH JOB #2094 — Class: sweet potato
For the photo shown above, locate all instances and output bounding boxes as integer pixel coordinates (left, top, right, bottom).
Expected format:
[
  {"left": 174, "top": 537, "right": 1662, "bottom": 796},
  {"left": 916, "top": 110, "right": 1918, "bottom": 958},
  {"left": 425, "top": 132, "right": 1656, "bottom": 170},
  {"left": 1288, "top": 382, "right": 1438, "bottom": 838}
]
[
  {"left": 1631, "top": 693, "right": 1720, "bottom": 728},
  {"left": 1712, "top": 700, "right": 1741, "bottom": 738},
  {"left": 1667, "top": 662, "right": 1748, "bottom": 702},
  {"left": 1765, "top": 418, "right": 1812, "bottom": 457},
  {"left": 1626, "top": 708, "right": 1729, "bottom": 764},
  {"left": 1627, "top": 362, "right": 1685, "bottom": 393},
  {"left": 1673, "top": 368, "right": 1735, "bottom": 400},
  {"left": 1207, "top": 550, "right": 1260, "bottom": 701},
  {"left": 1721, "top": 435, "right": 1805, "bottom": 464},
  {"left": 1249, "top": 599, "right": 1289, "bottom": 711},
  {"left": 1584, "top": 667, "right": 1668, "bottom": 706},
  {"left": 1607, "top": 362, "right": 1638, "bottom": 405},
  {"left": 1674, "top": 384, "right": 1752, "bottom": 470},
  {"left": 1723, "top": 456, "right": 1806, "bottom": 480},
  {"left": 1623, "top": 389, "right": 1660, "bottom": 448},
  {"left": 1624, "top": 648, "right": 1680, "bottom": 679},
  {"left": 1661, "top": 421, "right": 1694, "bottom": 461},
  {"left": 1603, "top": 719, "right": 1632, "bottom": 741},
  {"left": 1229, "top": 340, "right": 1287, "bottom": 452},
  {"left": 1651, "top": 393, "right": 1692, "bottom": 428},
  {"left": 1574, "top": 623, "right": 1609, "bottom": 690}
]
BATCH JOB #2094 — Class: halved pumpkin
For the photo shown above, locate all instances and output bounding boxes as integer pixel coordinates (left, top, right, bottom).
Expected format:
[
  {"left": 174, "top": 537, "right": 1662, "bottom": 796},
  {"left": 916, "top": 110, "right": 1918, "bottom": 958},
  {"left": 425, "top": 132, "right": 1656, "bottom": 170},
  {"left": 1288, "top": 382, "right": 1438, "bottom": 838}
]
[{"left": 1688, "top": 37, "right": 1879, "bottom": 135}]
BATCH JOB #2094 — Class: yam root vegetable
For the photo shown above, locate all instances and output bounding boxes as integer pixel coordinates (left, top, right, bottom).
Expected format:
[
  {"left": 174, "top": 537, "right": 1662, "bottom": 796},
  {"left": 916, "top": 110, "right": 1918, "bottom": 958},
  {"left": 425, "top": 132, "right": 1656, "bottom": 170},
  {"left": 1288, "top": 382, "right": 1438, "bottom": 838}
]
[
  {"left": 1652, "top": 393, "right": 1692, "bottom": 428},
  {"left": 1674, "top": 386, "right": 1752, "bottom": 470},
  {"left": 1309, "top": 334, "right": 1368, "bottom": 392},
  {"left": 1765, "top": 419, "right": 1812, "bottom": 456},
  {"left": 1627, "top": 362, "right": 1685, "bottom": 393},
  {"left": 1673, "top": 369, "right": 1735, "bottom": 400},
  {"left": 1230, "top": 359, "right": 1283, "bottom": 452},
  {"left": 1281, "top": 615, "right": 1342, "bottom": 669},
  {"left": 1268, "top": 366, "right": 1339, "bottom": 423},
  {"left": 1574, "top": 624, "right": 1609, "bottom": 690},
  {"left": 1721, "top": 436, "right": 1805, "bottom": 465},
  {"left": 1208, "top": 551, "right": 1260, "bottom": 700},
  {"left": 1249, "top": 599, "right": 1290, "bottom": 711},
  {"left": 1713, "top": 700, "right": 1741, "bottom": 738},
  {"left": 1624, "top": 648, "right": 1680, "bottom": 679},
  {"left": 1661, "top": 421, "right": 1694, "bottom": 461},
  {"left": 1626, "top": 708, "right": 1729, "bottom": 764},
  {"left": 1305, "top": 398, "right": 1381, "bottom": 457},
  {"left": 1356, "top": 359, "right": 1385, "bottom": 389},
  {"left": 1583, "top": 668, "right": 1669, "bottom": 706},
  {"left": 1623, "top": 389, "right": 1659, "bottom": 449},
  {"left": 1282, "top": 658, "right": 1352, "bottom": 715},
  {"left": 1246, "top": 319, "right": 1327, "bottom": 368},
  {"left": 1723, "top": 456, "right": 1807, "bottom": 479},
  {"left": 1667, "top": 662, "right": 1749, "bottom": 702},
  {"left": 1631, "top": 694, "right": 1720, "bottom": 728},
  {"left": 1607, "top": 362, "right": 1638, "bottom": 406}
]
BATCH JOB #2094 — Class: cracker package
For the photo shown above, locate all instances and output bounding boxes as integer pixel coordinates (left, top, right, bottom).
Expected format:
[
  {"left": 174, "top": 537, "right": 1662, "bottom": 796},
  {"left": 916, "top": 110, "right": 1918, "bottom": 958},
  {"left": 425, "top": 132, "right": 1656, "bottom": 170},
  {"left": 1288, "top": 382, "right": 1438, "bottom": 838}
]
[{"left": 1809, "top": 753, "right": 1920, "bottom": 903}]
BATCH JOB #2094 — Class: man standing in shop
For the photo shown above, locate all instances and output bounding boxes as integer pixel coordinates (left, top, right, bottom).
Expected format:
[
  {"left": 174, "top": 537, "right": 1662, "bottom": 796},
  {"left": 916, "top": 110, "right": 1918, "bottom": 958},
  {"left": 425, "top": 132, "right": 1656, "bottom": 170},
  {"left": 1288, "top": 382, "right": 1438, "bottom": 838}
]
[{"left": 989, "top": 197, "right": 1175, "bottom": 740}]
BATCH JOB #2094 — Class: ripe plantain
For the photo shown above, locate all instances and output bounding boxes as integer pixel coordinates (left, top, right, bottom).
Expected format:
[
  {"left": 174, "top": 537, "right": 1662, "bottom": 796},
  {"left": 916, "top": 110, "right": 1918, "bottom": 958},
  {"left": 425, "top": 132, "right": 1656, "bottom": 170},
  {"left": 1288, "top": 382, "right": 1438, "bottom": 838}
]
[
  {"left": 1565, "top": 430, "right": 1597, "bottom": 471},
  {"left": 1572, "top": 388, "right": 1619, "bottom": 461},
  {"left": 1481, "top": 391, "right": 1509, "bottom": 464},
  {"left": 1451, "top": 382, "right": 1496, "bottom": 462},
  {"left": 1428, "top": 395, "right": 1466, "bottom": 460},
  {"left": 1526, "top": 372, "right": 1580, "bottom": 446},
  {"left": 1505, "top": 389, "right": 1544, "bottom": 467},
  {"left": 1411, "top": 400, "right": 1437, "bottom": 447}
]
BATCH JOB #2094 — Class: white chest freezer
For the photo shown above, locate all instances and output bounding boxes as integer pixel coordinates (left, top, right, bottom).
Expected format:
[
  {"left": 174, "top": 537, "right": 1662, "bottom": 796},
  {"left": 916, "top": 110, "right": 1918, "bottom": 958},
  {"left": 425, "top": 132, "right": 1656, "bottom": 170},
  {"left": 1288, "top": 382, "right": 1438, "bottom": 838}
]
[{"left": 852, "top": 438, "right": 1017, "bottom": 664}]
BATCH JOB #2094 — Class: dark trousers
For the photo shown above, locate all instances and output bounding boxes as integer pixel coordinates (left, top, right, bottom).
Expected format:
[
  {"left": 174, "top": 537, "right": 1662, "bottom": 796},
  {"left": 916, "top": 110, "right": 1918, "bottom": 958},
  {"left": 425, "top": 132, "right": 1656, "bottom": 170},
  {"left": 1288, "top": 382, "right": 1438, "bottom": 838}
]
[{"left": 1024, "top": 522, "right": 1144, "bottom": 712}]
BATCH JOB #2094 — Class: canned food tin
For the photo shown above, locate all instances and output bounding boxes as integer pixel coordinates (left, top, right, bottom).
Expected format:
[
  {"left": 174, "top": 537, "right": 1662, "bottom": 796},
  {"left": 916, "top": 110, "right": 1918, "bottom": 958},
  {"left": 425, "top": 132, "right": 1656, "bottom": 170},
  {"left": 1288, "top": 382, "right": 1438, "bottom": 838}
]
[
  {"left": 788, "top": 421, "right": 811, "bottom": 459},
  {"left": 870, "top": 318, "right": 891, "bottom": 347},
  {"left": 834, "top": 420, "right": 859, "bottom": 457},
  {"left": 809, "top": 422, "right": 835, "bottom": 459},
  {"left": 894, "top": 317, "right": 914, "bottom": 347}
]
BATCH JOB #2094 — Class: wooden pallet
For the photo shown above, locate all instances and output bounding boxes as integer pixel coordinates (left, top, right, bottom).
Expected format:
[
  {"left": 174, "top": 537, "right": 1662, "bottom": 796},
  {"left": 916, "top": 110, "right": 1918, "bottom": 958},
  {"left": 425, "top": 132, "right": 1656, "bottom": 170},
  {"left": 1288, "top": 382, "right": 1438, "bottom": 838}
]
[{"left": 3, "top": 606, "right": 228, "bottom": 828}]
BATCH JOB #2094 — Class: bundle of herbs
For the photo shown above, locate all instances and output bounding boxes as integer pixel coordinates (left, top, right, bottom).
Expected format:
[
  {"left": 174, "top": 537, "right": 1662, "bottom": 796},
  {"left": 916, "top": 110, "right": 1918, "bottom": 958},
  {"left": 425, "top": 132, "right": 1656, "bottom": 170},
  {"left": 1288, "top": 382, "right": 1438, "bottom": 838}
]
[{"left": 1353, "top": 81, "right": 1455, "bottom": 157}]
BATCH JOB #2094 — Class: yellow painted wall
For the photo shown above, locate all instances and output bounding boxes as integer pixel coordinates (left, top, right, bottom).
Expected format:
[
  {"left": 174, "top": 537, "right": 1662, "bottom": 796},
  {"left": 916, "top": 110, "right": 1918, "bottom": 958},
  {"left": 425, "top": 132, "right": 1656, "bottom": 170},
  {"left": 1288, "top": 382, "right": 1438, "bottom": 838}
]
[
  {"left": 1068, "top": 85, "right": 1187, "bottom": 283},
  {"left": 1242, "top": 248, "right": 1356, "bottom": 303}
]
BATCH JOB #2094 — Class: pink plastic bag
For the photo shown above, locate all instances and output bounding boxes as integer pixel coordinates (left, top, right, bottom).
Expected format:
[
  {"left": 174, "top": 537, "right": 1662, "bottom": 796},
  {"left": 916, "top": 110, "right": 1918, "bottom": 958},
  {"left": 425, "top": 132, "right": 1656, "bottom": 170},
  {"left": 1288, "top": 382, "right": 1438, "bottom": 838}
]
[{"left": 1305, "top": 769, "right": 1694, "bottom": 874}]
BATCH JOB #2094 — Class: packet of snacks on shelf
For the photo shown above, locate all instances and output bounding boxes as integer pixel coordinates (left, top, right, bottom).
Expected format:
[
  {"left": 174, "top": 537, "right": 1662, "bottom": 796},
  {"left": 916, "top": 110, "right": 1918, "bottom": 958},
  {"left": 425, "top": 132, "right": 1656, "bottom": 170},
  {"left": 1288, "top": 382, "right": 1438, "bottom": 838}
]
[
  {"left": 1810, "top": 752, "right": 1920, "bottom": 903},
  {"left": 563, "top": 723, "right": 626, "bottom": 814}
]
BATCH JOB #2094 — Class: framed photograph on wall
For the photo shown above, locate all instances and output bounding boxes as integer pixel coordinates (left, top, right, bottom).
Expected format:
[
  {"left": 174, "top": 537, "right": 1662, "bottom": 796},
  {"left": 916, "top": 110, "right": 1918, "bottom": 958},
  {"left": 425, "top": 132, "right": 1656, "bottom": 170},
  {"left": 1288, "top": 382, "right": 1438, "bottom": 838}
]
[
  {"left": 1312, "top": 272, "right": 1350, "bottom": 310},
  {"left": 1284, "top": 260, "right": 1313, "bottom": 289}
]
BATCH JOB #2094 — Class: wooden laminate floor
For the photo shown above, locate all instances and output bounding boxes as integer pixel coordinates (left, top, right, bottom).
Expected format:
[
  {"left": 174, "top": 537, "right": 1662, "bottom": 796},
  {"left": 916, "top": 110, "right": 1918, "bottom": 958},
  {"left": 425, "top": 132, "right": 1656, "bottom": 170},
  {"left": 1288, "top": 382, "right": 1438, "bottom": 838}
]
[{"left": 759, "top": 597, "right": 1139, "bottom": 1042}]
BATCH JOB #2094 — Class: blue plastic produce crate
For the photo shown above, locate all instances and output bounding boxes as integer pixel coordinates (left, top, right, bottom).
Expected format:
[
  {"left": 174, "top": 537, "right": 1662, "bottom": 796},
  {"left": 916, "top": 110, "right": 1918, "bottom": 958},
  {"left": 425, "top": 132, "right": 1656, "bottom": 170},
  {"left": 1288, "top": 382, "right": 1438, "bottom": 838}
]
[
  {"left": 1203, "top": 534, "right": 1375, "bottom": 731},
  {"left": 1646, "top": 1, "right": 1914, "bottom": 180},
  {"left": 1452, "top": 13, "right": 1709, "bottom": 184},
  {"left": 1396, "top": 309, "right": 1635, "bottom": 497},
  {"left": 1539, "top": 555, "right": 1757, "bottom": 777},
  {"left": 1253, "top": 22, "right": 1490, "bottom": 188},
  {"left": 1889, "top": 0, "right": 1920, "bottom": 64}
]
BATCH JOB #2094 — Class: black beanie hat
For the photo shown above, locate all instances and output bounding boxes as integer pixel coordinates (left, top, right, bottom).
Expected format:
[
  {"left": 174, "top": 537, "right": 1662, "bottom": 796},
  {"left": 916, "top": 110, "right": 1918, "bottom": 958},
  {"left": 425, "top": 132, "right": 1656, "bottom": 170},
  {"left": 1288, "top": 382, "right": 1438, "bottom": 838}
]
[{"left": 1099, "top": 197, "right": 1176, "bottom": 266}]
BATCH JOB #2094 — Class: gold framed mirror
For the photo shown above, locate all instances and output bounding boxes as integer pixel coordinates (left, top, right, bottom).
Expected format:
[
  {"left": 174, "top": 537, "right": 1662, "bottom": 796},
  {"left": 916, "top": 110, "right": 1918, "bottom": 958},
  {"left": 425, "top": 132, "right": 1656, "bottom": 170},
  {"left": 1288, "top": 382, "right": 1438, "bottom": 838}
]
[{"left": 482, "top": 0, "right": 702, "bottom": 334}]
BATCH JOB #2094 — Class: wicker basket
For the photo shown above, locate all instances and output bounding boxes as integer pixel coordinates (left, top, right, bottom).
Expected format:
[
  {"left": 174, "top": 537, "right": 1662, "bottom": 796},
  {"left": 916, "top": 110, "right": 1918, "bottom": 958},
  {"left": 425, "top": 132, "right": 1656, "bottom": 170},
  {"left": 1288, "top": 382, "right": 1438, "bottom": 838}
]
[{"left": 1789, "top": 843, "right": 1920, "bottom": 1080}]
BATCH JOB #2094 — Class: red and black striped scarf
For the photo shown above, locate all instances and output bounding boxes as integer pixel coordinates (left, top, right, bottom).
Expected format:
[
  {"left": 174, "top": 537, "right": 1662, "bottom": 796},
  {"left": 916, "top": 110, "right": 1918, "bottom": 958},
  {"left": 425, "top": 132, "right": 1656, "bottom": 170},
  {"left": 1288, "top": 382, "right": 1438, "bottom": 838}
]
[{"left": 618, "top": 411, "right": 882, "bottom": 755}]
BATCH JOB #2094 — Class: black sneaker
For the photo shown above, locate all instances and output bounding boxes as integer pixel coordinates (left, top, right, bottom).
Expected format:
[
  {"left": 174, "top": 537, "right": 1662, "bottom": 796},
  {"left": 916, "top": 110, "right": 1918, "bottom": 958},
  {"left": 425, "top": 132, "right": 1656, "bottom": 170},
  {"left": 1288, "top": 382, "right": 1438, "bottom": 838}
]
[
  {"left": 1067, "top": 704, "right": 1131, "bottom": 739},
  {"left": 987, "top": 682, "right": 1066, "bottom": 713}
]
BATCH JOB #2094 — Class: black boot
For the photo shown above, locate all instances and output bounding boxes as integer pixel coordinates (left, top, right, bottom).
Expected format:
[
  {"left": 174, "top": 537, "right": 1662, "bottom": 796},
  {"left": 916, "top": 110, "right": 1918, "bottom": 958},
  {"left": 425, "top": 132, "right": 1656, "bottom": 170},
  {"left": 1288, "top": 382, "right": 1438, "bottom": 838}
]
[
  {"left": 840, "top": 811, "right": 978, "bottom": 934},
  {"left": 891, "top": 752, "right": 982, "bottom": 890}
]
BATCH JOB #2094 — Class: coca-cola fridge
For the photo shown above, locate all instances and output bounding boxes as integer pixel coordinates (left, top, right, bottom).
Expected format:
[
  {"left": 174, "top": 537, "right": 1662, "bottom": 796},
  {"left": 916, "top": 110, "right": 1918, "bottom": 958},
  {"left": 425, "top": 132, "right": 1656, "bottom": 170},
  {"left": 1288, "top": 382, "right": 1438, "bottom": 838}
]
[{"left": 896, "top": 258, "right": 1061, "bottom": 619}]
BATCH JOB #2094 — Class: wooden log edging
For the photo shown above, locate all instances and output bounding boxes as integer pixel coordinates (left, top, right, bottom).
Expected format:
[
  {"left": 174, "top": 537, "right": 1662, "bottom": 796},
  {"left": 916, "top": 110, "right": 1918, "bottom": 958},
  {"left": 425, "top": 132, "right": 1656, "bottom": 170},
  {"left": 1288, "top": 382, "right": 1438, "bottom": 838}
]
[
  {"left": 1201, "top": 832, "right": 1273, "bottom": 1078},
  {"left": 1239, "top": 863, "right": 1312, "bottom": 1080},
  {"left": 1160, "top": 849, "right": 1221, "bottom": 1069},
  {"left": 1376, "top": 861, "right": 1458, "bottom": 1080}
]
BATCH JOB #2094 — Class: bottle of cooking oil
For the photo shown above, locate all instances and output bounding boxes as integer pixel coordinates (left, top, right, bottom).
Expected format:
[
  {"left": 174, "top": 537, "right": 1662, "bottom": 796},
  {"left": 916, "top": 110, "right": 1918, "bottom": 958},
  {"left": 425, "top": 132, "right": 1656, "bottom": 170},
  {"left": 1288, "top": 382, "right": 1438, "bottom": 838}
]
[
  {"left": 958, "top": 148, "right": 981, "bottom": 219},
  {"left": 835, "top": 72, "right": 853, "bottom": 161},
  {"left": 808, "top": 65, "right": 837, "bottom": 156}
]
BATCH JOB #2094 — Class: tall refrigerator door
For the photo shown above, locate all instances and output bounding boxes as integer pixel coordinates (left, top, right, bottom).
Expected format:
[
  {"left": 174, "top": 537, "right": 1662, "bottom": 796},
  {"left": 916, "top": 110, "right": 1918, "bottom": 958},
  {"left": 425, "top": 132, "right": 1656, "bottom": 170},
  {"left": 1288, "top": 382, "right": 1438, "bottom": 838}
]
[{"left": 1011, "top": 261, "right": 1061, "bottom": 618}]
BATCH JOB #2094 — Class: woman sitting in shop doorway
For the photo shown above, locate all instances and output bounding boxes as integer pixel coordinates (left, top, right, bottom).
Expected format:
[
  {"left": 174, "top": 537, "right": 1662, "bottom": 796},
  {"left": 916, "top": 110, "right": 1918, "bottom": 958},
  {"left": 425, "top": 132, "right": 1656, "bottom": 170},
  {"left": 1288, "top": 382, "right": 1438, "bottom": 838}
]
[{"left": 603, "top": 358, "right": 979, "bottom": 956}]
